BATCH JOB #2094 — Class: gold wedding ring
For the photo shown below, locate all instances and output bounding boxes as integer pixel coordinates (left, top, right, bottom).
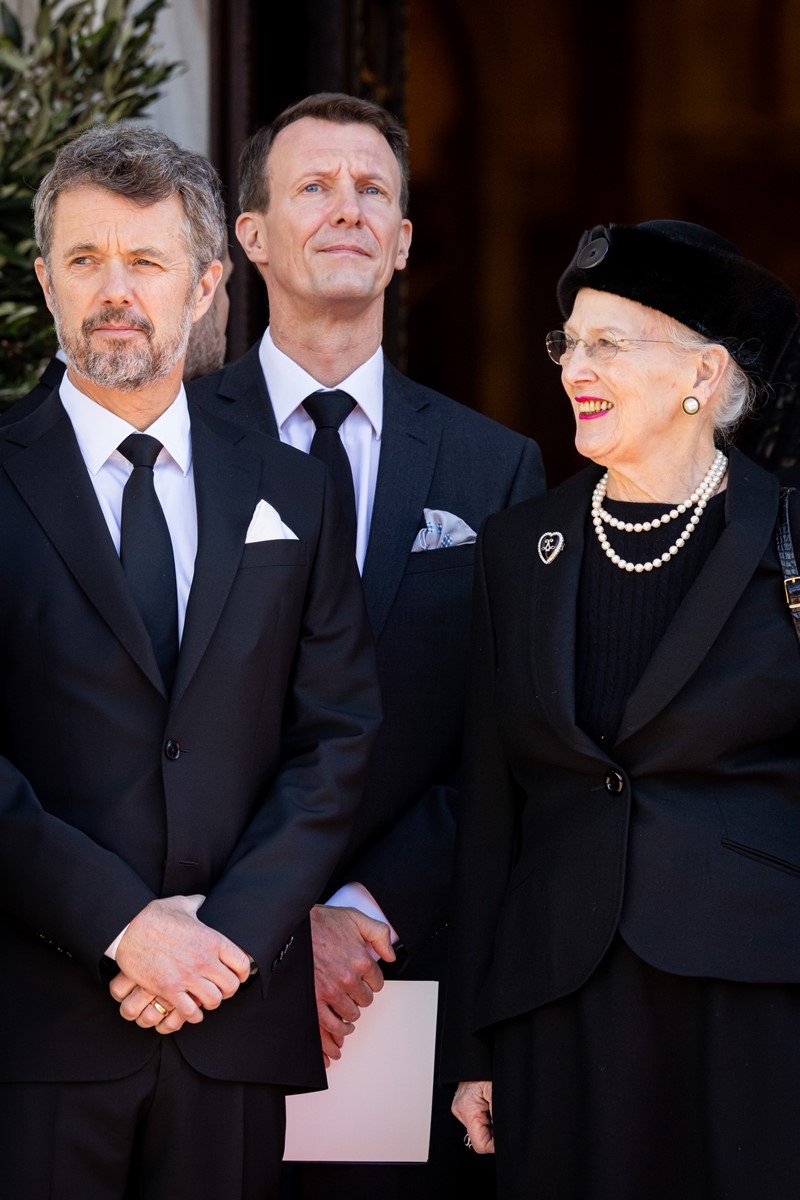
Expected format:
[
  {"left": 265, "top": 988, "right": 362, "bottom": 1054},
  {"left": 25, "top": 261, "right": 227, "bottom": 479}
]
[{"left": 150, "top": 998, "right": 169, "bottom": 1017}]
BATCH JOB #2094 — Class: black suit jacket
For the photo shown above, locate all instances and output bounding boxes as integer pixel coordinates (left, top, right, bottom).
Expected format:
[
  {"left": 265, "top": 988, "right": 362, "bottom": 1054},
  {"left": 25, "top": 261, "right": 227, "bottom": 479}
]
[
  {"left": 0, "top": 392, "right": 381, "bottom": 1086},
  {"left": 188, "top": 345, "right": 545, "bottom": 968},
  {"left": 0, "top": 355, "right": 66, "bottom": 427},
  {"left": 443, "top": 448, "right": 800, "bottom": 1081}
]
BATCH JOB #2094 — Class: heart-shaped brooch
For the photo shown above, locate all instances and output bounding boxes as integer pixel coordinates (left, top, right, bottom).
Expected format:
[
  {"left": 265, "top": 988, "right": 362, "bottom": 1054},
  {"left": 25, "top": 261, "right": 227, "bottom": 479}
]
[{"left": 537, "top": 531, "right": 565, "bottom": 564}]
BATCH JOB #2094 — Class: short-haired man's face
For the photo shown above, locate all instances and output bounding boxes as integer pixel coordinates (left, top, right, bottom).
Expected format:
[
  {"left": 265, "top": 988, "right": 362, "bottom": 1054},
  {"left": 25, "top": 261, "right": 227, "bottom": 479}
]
[
  {"left": 35, "top": 186, "right": 218, "bottom": 399},
  {"left": 237, "top": 117, "right": 412, "bottom": 317}
]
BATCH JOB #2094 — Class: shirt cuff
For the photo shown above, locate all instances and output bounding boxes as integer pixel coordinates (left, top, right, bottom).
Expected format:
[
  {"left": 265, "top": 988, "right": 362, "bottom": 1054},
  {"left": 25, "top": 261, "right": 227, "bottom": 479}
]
[{"left": 105, "top": 925, "right": 129, "bottom": 961}]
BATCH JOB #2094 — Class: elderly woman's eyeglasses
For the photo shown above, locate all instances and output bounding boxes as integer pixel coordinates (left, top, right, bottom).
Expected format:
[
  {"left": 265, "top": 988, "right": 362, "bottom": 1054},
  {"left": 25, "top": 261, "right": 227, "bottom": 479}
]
[{"left": 545, "top": 330, "right": 673, "bottom": 365}]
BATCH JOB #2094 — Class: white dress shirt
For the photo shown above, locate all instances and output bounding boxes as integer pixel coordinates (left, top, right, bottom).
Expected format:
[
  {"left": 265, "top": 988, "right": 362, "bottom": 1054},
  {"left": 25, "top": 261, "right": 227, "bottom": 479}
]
[
  {"left": 259, "top": 330, "right": 397, "bottom": 946},
  {"left": 259, "top": 328, "right": 382, "bottom": 575},
  {"left": 59, "top": 373, "right": 197, "bottom": 641},
  {"left": 59, "top": 374, "right": 198, "bottom": 962}
]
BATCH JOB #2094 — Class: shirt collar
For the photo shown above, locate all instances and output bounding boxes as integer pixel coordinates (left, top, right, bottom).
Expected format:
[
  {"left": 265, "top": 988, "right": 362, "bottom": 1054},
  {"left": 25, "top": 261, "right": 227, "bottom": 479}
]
[
  {"left": 260, "top": 326, "right": 384, "bottom": 438},
  {"left": 58, "top": 371, "right": 192, "bottom": 475}
]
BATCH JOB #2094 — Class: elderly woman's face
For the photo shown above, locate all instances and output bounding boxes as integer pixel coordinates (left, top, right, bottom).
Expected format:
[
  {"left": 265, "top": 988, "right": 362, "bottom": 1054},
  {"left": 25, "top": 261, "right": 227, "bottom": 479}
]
[{"left": 560, "top": 289, "right": 709, "bottom": 473}]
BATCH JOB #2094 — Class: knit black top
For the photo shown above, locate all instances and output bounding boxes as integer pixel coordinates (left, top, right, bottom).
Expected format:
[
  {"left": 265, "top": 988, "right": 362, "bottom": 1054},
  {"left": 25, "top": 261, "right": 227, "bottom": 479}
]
[{"left": 575, "top": 490, "right": 726, "bottom": 748}]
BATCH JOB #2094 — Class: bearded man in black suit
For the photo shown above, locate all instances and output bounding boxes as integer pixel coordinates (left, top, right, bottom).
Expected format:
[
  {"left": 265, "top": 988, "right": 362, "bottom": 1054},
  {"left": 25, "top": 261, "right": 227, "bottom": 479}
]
[
  {"left": 188, "top": 93, "right": 546, "bottom": 1199},
  {"left": 0, "top": 122, "right": 380, "bottom": 1198}
]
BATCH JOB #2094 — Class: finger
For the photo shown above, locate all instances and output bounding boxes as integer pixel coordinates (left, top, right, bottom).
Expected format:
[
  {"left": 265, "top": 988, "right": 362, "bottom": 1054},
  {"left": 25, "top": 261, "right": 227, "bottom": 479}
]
[
  {"left": 317, "top": 1004, "right": 352, "bottom": 1041},
  {"left": 167, "top": 957, "right": 244, "bottom": 1004},
  {"left": 355, "top": 957, "right": 385, "bottom": 996},
  {"left": 154, "top": 1008, "right": 189, "bottom": 1036},
  {"left": 109, "top": 972, "right": 138, "bottom": 1003},
  {"left": 469, "top": 1117, "right": 495, "bottom": 1155},
  {"left": 169, "top": 991, "right": 204, "bottom": 1023},
  {"left": 135, "top": 997, "right": 171, "bottom": 1030},
  {"left": 317, "top": 1001, "right": 355, "bottom": 1039},
  {"left": 319, "top": 987, "right": 361, "bottom": 1024},
  {"left": 219, "top": 941, "right": 252, "bottom": 983},
  {"left": 322, "top": 962, "right": 380, "bottom": 1011},
  {"left": 365, "top": 924, "right": 396, "bottom": 965},
  {"left": 320, "top": 1027, "right": 343, "bottom": 1063},
  {"left": 118, "top": 986, "right": 161, "bottom": 1023},
  {"left": 182, "top": 979, "right": 224, "bottom": 1012}
]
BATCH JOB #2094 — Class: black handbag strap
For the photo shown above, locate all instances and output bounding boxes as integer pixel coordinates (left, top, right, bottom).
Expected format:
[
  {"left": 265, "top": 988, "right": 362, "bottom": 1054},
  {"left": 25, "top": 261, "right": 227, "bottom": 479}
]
[{"left": 776, "top": 487, "right": 800, "bottom": 646}]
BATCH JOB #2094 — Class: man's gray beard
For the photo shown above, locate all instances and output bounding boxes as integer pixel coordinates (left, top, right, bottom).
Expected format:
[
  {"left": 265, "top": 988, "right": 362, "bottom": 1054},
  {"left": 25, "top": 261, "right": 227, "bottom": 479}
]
[
  {"left": 51, "top": 295, "right": 195, "bottom": 392},
  {"left": 183, "top": 305, "right": 226, "bottom": 382}
]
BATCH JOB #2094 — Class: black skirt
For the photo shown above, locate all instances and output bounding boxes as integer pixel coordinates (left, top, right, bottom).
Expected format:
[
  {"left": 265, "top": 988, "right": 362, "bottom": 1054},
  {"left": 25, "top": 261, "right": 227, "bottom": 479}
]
[{"left": 491, "top": 935, "right": 800, "bottom": 1200}]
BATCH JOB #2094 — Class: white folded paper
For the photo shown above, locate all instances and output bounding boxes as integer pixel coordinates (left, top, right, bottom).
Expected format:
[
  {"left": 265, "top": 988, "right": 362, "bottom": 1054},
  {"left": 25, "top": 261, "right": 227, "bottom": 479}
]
[
  {"left": 283, "top": 980, "right": 439, "bottom": 1163},
  {"left": 245, "top": 498, "right": 299, "bottom": 543}
]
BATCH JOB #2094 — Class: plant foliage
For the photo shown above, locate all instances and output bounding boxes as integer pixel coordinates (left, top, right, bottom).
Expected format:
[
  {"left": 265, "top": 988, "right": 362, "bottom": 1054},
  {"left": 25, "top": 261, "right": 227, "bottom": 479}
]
[{"left": 0, "top": 0, "right": 180, "bottom": 399}]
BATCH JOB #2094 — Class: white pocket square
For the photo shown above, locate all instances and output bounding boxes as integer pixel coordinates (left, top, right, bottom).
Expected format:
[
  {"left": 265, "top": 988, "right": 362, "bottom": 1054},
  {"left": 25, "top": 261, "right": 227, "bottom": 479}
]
[
  {"left": 245, "top": 499, "right": 299, "bottom": 544},
  {"left": 411, "top": 507, "right": 477, "bottom": 552}
]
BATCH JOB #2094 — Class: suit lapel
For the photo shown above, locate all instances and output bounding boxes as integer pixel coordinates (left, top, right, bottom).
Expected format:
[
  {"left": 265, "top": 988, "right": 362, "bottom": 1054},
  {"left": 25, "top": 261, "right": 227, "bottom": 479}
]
[
  {"left": 616, "top": 449, "right": 779, "bottom": 744},
  {"left": 362, "top": 362, "right": 443, "bottom": 639},
  {"left": 2, "top": 394, "right": 165, "bottom": 693},
  {"left": 171, "top": 407, "right": 263, "bottom": 705},
  {"left": 190, "top": 343, "right": 279, "bottom": 437},
  {"left": 528, "top": 466, "right": 604, "bottom": 757},
  {"left": 41, "top": 356, "right": 67, "bottom": 392}
]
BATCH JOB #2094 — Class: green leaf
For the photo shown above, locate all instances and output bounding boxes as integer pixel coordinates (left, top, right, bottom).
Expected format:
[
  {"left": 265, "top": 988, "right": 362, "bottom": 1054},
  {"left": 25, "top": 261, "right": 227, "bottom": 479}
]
[
  {"left": 103, "top": 0, "right": 126, "bottom": 25},
  {"left": 0, "top": 43, "right": 29, "bottom": 72},
  {"left": 134, "top": 1, "right": 168, "bottom": 26},
  {"left": 0, "top": 2, "right": 23, "bottom": 48},
  {"left": 34, "top": 2, "right": 53, "bottom": 43}
]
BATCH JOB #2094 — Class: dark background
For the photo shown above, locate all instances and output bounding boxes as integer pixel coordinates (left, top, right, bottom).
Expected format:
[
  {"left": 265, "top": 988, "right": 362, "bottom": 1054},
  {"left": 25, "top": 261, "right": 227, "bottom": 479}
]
[{"left": 210, "top": 0, "right": 800, "bottom": 486}]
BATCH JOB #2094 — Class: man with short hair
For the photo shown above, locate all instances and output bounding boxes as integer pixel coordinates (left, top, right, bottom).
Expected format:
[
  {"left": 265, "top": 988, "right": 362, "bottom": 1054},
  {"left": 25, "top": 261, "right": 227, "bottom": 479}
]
[
  {"left": 0, "top": 228, "right": 234, "bottom": 429},
  {"left": 190, "top": 93, "right": 545, "bottom": 1197},
  {"left": 0, "top": 122, "right": 380, "bottom": 1198}
]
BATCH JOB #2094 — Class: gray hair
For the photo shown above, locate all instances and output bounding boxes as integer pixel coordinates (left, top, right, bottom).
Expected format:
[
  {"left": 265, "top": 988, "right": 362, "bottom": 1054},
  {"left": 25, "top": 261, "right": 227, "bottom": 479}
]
[
  {"left": 34, "top": 124, "right": 226, "bottom": 283},
  {"left": 238, "top": 92, "right": 410, "bottom": 217},
  {"left": 660, "top": 313, "right": 760, "bottom": 441}
]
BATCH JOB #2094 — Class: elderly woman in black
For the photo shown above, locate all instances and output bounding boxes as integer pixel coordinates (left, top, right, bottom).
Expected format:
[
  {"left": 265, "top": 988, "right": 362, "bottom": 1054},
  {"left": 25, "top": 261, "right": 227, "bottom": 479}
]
[{"left": 444, "top": 221, "right": 800, "bottom": 1200}]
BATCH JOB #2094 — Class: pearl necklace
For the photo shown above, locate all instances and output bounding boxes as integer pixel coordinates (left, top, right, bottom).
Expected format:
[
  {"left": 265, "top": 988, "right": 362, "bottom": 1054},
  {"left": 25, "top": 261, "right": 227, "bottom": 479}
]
[{"left": 591, "top": 449, "right": 728, "bottom": 573}]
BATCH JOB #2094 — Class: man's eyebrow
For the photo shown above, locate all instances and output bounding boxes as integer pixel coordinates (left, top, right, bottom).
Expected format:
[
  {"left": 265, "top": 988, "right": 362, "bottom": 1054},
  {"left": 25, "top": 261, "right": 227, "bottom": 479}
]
[
  {"left": 62, "top": 242, "right": 168, "bottom": 258},
  {"left": 63, "top": 242, "right": 100, "bottom": 256}
]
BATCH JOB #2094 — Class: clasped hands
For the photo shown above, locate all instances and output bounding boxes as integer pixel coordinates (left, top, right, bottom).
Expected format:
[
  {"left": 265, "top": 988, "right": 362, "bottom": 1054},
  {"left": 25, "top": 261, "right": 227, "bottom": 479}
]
[
  {"left": 108, "top": 894, "right": 251, "bottom": 1035},
  {"left": 109, "top": 897, "right": 397, "bottom": 1054},
  {"left": 310, "top": 903, "right": 395, "bottom": 1067}
]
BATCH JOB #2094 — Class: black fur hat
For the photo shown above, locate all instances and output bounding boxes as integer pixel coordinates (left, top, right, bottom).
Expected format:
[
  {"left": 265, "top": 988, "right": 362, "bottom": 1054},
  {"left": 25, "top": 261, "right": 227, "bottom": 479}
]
[{"left": 557, "top": 220, "right": 799, "bottom": 381}]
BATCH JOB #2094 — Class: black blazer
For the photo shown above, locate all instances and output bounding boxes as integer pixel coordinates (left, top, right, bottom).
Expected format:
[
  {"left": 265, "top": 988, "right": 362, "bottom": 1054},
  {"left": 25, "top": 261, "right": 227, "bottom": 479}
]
[
  {"left": 0, "top": 393, "right": 381, "bottom": 1087},
  {"left": 189, "top": 346, "right": 545, "bottom": 967},
  {"left": 0, "top": 355, "right": 66, "bottom": 427},
  {"left": 443, "top": 449, "right": 800, "bottom": 1081}
]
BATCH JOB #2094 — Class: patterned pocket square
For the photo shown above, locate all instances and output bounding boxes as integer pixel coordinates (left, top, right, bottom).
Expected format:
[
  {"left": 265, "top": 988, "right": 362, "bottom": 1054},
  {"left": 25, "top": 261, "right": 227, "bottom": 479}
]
[
  {"left": 411, "top": 507, "right": 477, "bottom": 552},
  {"left": 245, "top": 499, "right": 299, "bottom": 544}
]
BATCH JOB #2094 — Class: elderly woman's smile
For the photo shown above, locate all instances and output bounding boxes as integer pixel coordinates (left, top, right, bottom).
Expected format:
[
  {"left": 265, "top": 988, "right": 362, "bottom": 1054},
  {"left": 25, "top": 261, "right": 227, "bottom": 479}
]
[
  {"left": 556, "top": 288, "right": 720, "bottom": 501},
  {"left": 574, "top": 398, "right": 613, "bottom": 418}
]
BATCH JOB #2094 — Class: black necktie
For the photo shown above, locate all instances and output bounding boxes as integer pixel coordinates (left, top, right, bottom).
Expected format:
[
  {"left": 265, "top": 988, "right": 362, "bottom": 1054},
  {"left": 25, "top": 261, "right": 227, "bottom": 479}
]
[
  {"left": 118, "top": 433, "right": 179, "bottom": 692},
  {"left": 303, "top": 390, "right": 357, "bottom": 550}
]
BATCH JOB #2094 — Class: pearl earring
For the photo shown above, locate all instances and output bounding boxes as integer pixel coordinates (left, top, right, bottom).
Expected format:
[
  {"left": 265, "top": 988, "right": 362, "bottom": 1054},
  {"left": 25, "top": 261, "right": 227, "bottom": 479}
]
[{"left": 682, "top": 395, "right": 700, "bottom": 415}]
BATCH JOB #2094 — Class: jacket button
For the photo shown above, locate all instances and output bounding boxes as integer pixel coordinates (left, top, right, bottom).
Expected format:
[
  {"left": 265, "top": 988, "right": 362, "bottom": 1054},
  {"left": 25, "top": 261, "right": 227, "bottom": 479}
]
[
  {"left": 164, "top": 739, "right": 181, "bottom": 761},
  {"left": 605, "top": 768, "right": 624, "bottom": 794}
]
